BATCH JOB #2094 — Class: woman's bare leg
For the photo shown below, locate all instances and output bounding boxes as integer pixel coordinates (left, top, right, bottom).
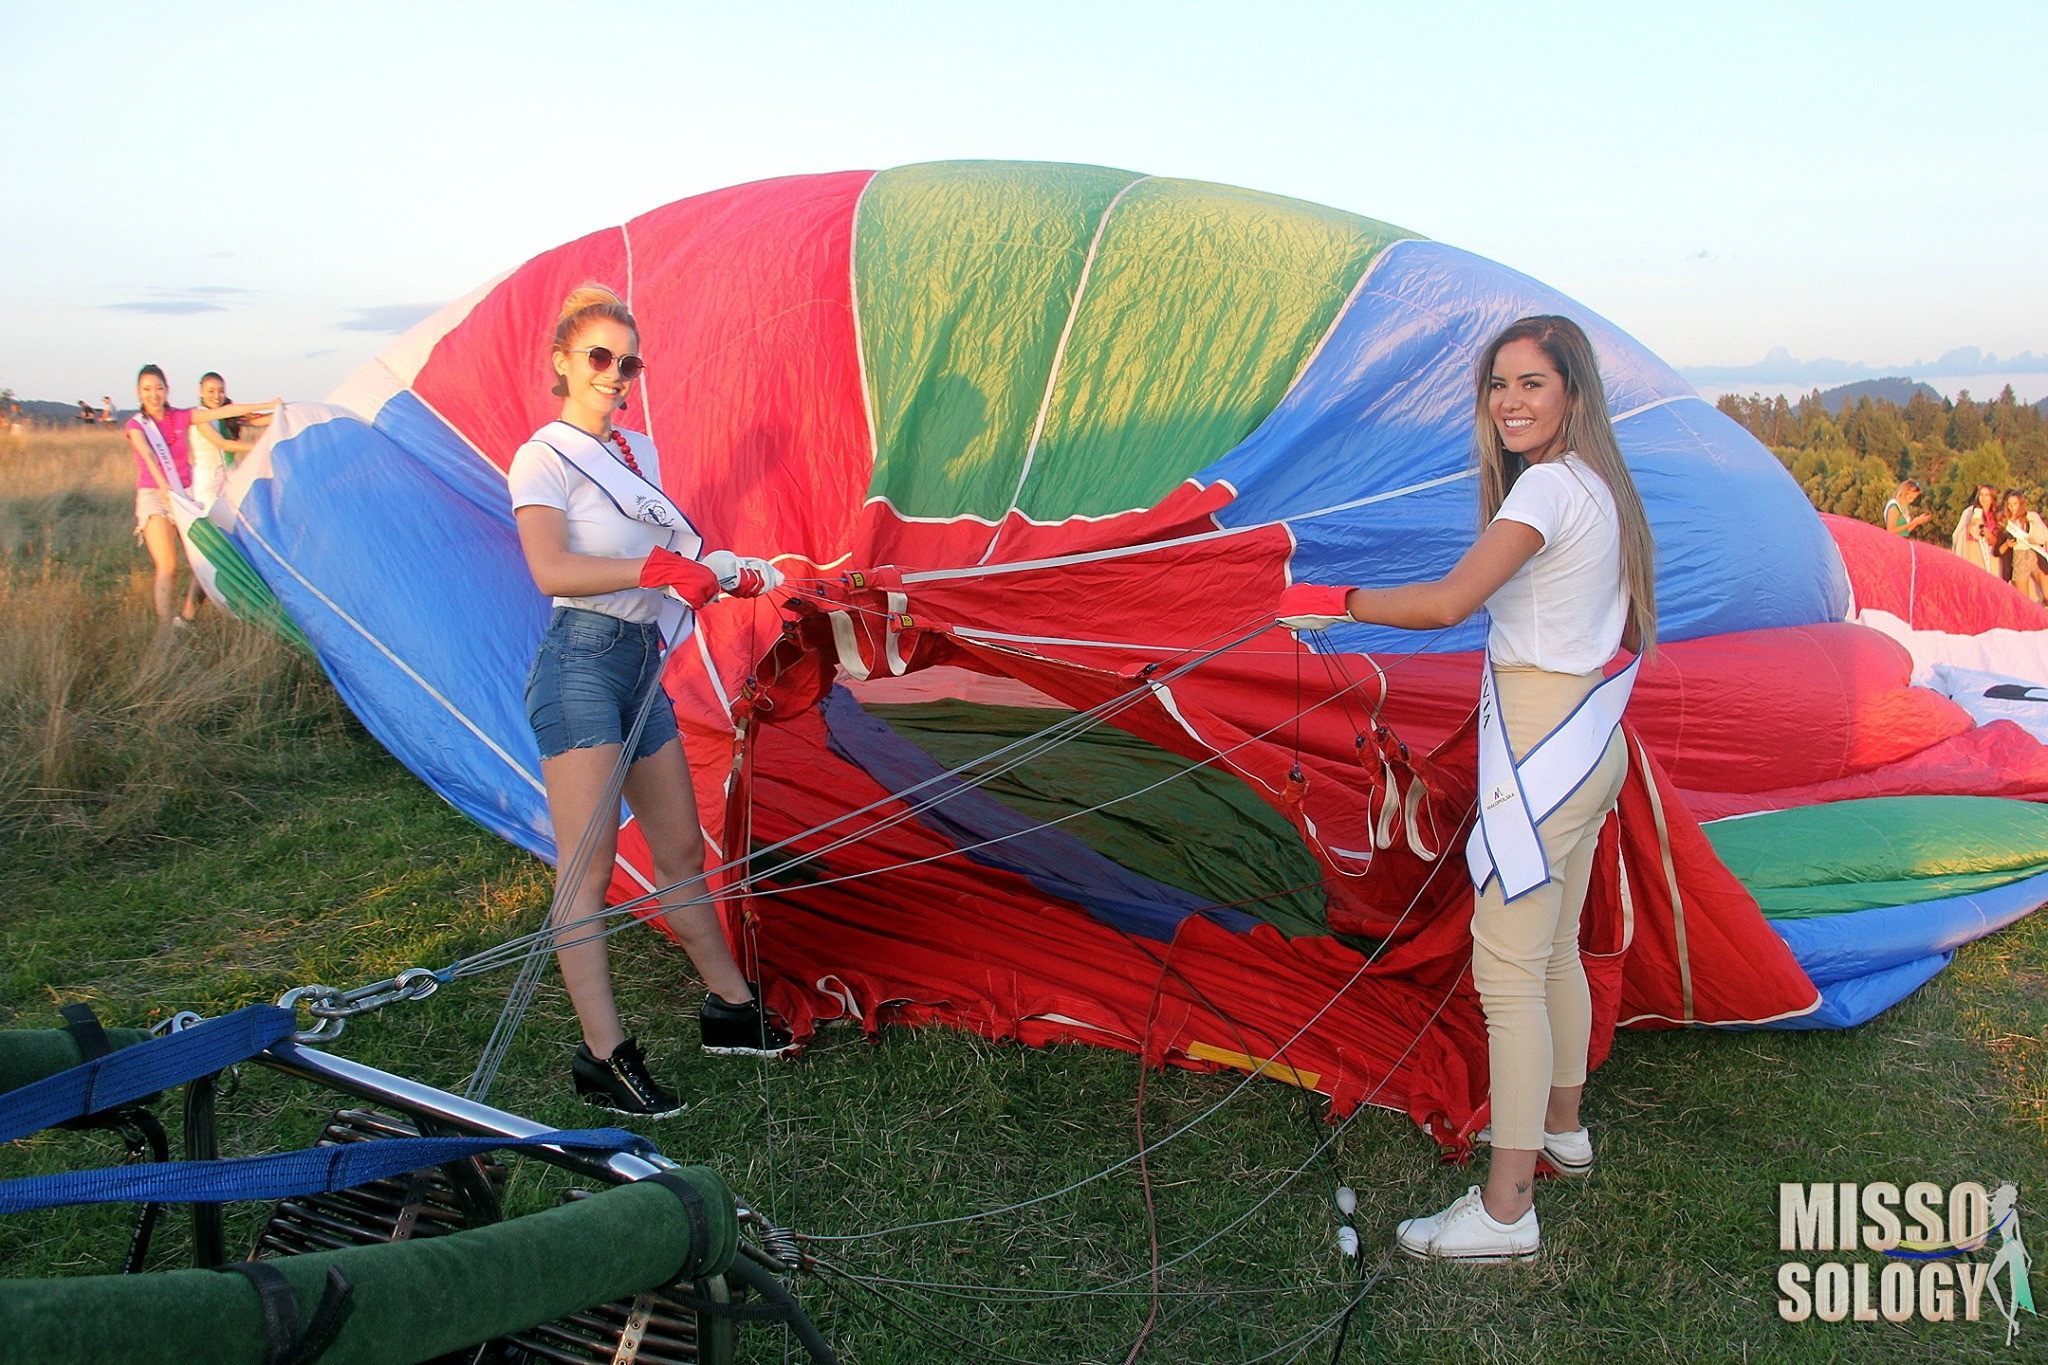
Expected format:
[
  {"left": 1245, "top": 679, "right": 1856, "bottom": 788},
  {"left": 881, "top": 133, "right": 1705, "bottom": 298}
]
[
  {"left": 1545, "top": 1082, "right": 1584, "bottom": 1134},
  {"left": 140, "top": 515, "right": 181, "bottom": 626},
  {"left": 621, "top": 738, "right": 752, "bottom": 1003},
  {"left": 1484, "top": 1148, "right": 1541, "bottom": 1223},
  {"left": 540, "top": 744, "right": 630, "bottom": 1058}
]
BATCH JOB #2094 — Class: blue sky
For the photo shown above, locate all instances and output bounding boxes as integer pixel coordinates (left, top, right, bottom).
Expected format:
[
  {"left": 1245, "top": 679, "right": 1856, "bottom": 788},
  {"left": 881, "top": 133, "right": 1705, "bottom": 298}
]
[{"left": 3, "top": 0, "right": 2043, "bottom": 404}]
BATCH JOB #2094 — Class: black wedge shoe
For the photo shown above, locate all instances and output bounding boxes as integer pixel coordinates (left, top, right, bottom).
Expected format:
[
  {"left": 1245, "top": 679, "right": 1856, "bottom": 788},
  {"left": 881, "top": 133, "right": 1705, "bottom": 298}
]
[
  {"left": 698, "top": 993, "right": 799, "bottom": 1059},
  {"left": 571, "top": 1037, "right": 686, "bottom": 1118}
]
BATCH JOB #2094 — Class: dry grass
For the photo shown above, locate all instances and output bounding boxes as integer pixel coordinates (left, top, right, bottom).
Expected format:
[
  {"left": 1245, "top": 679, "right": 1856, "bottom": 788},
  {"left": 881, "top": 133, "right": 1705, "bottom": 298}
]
[{"left": 0, "top": 429, "right": 348, "bottom": 849}]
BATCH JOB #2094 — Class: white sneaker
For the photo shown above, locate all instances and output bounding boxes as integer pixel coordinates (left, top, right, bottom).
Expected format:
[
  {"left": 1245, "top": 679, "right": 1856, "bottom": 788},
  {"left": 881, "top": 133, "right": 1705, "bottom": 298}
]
[
  {"left": 1395, "top": 1185, "right": 1540, "bottom": 1263},
  {"left": 1473, "top": 1123, "right": 1594, "bottom": 1178}
]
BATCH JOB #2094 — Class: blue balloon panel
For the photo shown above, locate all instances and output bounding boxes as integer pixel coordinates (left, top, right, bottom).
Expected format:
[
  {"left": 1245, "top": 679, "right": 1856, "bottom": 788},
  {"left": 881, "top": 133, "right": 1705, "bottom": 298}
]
[
  {"left": 1200, "top": 239, "right": 1849, "bottom": 656},
  {"left": 229, "top": 411, "right": 556, "bottom": 858}
]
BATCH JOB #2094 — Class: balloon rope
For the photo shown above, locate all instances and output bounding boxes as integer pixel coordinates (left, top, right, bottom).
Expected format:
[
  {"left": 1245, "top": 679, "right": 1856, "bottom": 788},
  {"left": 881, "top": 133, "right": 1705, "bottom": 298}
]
[
  {"left": 778, "top": 577, "right": 1287, "bottom": 674},
  {"left": 445, "top": 618, "right": 1282, "bottom": 980},
  {"left": 799, "top": 770, "right": 1474, "bottom": 1246},
  {"left": 465, "top": 647, "right": 668, "bottom": 1101},
  {"left": 451, "top": 619, "right": 1461, "bottom": 983},
  {"left": 454, "top": 631, "right": 1394, "bottom": 976}
]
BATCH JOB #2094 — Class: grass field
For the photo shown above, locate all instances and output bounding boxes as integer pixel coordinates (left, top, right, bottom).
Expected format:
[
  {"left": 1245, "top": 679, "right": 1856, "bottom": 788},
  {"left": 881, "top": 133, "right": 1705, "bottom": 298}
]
[{"left": 1, "top": 429, "right": 2042, "bottom": 1363}]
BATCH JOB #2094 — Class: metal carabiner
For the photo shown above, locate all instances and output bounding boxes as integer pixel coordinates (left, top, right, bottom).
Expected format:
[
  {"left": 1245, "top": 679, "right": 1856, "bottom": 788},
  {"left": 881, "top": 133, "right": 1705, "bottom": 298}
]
[
  {"left": 150, "top": 1011, "right": 205, "bottom": 1037},
  {"left": 277, "top": 984, "right": 349, "bottom": 1044},
  {"left": 391, "top": 967, "right": 442, "bottom": 1005}
]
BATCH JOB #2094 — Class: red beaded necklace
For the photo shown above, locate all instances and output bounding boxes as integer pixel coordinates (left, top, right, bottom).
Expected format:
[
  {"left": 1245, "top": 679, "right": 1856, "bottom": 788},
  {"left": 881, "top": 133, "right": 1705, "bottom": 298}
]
[{"left": 607, "top": 429, "right": 643, "bottom": 478}]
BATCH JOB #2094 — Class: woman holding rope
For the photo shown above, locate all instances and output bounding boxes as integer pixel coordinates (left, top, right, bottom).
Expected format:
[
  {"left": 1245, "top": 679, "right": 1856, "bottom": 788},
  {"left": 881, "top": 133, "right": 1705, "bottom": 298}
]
[
  {"left": 124, "top": 364, "right": 276, "bottom": 628},
  {"left": 1278, "top": 314, "right": 1656, "bottom": 1263},
  {"left": 510, "top": 283, "right": 796, "bottom": 1119}
]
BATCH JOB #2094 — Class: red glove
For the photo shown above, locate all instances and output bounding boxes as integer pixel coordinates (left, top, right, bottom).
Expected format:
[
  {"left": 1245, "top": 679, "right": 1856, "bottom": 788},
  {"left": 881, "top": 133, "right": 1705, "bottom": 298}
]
[
  {"left": 1276, "top": 582, "right": 1356, "bottom": 631},
  {"left": 638, "top": 547, "right": 721, "bottom": 609}
]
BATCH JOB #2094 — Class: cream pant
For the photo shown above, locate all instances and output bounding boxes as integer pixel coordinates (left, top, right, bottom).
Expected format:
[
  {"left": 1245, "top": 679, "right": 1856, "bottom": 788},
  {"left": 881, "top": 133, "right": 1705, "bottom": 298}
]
[{"left": 1471, "top": 666, "right": 1628, "bottom": 1150}]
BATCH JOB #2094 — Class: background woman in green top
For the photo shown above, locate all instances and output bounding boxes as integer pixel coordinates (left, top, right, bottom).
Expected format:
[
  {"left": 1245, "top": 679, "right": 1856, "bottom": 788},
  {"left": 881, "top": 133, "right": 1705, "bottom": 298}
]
[{"left": 1883, "top": 478, "right": 1931, "bottom": 536}]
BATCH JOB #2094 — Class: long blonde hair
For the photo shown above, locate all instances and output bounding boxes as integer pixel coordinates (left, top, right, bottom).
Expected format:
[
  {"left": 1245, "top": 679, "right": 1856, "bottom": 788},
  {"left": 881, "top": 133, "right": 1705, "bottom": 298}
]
[{"left": 1473, "top": 315, "right": 1658, "bottom": 660}]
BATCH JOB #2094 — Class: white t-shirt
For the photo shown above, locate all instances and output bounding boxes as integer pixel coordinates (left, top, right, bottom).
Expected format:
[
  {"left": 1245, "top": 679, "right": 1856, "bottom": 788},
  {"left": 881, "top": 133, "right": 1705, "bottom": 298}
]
[
  {"left": 188, "top": 413, "right": 230, "bottom": 506},
  {"left": 506, "top": 426, "right": 675, "bottom": 625},
  {"left": 1485, "top": 453, "right": 1628, "bottom": 674}
]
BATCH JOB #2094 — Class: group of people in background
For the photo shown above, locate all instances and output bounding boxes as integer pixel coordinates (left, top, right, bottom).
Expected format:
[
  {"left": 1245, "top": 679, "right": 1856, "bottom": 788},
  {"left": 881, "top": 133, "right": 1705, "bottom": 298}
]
[
  {"left": 123, "top": 366, "right": 277, "bottom": 628},
  {"left": 1903, "top": 479, "right": 2048, "bottom": 603}
]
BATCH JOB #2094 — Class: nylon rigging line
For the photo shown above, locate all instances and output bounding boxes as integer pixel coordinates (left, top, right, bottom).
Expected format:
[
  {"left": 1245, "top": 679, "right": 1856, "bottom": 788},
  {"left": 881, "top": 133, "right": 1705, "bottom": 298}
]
[
  {"left": 433, "top": 625, "right": 1463, "bottom": 1336},
  {"left": 350, "top": 607, "right": 1469, "bottom": 1320},
  {"left": 441, "top": 622, "right": 1470, "bottom": 1240},
  {"left": 800, "top": 760, "right": 1473, "bottom": 1248},
  {"left": 448, "top": 600, "right": 1409, "bottom": 984},
  {"left": 443, "top": 616, "right": 1283, "bottom": 981},
  {"left": 467, "top": 631, "right": 670, "bottom": 1101},
  {"left": 456, "top": 635, "right": 1415, "bottom": 977},
  {"left": 453, "top": 609, "right": 1439, "bottom": 983}
]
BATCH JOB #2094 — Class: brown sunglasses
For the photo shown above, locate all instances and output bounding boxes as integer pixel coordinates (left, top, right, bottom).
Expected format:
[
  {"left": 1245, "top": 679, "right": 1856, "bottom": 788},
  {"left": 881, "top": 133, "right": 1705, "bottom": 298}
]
[{"left": 564, "top": 346, "right": 645, "bottom": 381}]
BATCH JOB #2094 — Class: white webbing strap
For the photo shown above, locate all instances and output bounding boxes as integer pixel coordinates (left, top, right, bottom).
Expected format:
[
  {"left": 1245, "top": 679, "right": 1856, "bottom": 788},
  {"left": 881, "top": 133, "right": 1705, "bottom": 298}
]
[{"left": 882, "top": 591, "right": 912, "bottom": 676}]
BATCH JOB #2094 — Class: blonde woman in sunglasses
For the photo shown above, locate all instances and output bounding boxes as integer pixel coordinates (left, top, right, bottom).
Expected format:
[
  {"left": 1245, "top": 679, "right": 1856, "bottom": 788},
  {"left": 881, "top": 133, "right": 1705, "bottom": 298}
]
[{"left": 508, "top": 283, "right": 797, "bottom": 1117}]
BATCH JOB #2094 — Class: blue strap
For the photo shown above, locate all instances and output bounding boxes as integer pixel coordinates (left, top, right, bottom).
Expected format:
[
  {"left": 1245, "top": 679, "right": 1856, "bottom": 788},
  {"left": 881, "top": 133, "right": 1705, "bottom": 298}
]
[
  {"left": 0, "top": 1128, "right": 655, "bottom": 1214},
  {"left": 0, "top": 1005, "right": 298, "bottom": 1145}
]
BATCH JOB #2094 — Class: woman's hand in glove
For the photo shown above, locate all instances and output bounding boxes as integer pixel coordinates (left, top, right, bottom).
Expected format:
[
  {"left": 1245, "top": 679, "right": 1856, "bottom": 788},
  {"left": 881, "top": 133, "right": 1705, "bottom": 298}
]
[{"left": 700, "top": 549, "right": 784, "bottom": 598}]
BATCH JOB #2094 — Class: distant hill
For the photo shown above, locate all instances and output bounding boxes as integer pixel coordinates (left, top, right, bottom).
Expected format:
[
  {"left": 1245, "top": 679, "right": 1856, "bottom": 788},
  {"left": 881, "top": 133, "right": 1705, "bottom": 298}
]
[
  {"left": 1684, "top": 344, "right": 2048, "bottom": 387},
  {"left": 1816, "top": 377, "right": 1942, "bottom": 415}
]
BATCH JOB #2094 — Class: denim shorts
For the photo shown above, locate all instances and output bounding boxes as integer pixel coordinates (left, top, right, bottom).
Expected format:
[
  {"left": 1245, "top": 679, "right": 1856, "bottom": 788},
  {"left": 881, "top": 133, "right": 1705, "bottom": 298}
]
[{"left": 525, "top": 607, "right": 680, "bottom": 763}]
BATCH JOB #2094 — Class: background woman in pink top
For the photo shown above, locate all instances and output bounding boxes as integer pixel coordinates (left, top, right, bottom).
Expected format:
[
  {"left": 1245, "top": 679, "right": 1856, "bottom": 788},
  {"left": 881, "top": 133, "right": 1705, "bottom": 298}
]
[{"left": 123, "top": 364, "right": 275, "bottom": 627}]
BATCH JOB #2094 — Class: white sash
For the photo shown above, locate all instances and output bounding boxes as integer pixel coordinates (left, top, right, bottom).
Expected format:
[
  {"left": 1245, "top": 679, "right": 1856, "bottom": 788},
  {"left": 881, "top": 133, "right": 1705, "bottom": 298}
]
[
  {"left": 2005, "top": 518, "right": 2048, "bottom": 558},
  {"left": 138, "top": 412, "right": 244, "bottom": 613},
  {"left": 136, "top": 413, "right": 188, "bottom": 496},
  {"left": 1466, "top": 654, "right": 1639, "bottom": 901},
  {"left": 531, "top": 420, "right": 703, "bottom": 645}
]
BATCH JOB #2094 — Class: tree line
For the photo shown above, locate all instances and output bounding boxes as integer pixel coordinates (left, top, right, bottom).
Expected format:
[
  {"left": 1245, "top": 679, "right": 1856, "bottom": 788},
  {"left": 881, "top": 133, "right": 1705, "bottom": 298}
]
[{"left": 1716, "top": 385, "right": 2048, "bottom": 543}]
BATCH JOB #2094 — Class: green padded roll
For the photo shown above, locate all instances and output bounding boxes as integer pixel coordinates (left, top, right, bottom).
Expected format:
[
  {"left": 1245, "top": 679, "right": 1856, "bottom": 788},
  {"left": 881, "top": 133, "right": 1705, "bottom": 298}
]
[
  {"left": 0, "top": 1027, "right": 155, "bottom": 1096},
  {"left": 0, "top": 1166, "right": 736, "bottom": 1365}
]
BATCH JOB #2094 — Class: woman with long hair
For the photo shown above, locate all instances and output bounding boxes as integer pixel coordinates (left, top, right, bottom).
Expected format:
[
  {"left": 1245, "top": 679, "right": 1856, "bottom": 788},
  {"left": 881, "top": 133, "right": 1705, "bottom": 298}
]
[
  {"left": 123, "top": 365, "right": 275, "bottom": 627},
  {"left": 187, "top": 371, "right": 259, "bottom": 506},
  {"left": 1994, "top": 489, "right": 2048, "bottom": 604},
  {"left": 1278, "top": 315, "right": 1657, "bottom": 1263},
  {"left": 1953, "top": 483, "right": 2001, "bottom": 575},
  {"left": 1884, "top": 479, "right": 1931, "bottom": 537},
  {"left": 509, "top": 283, "right": 796, "bottom": 1118}
]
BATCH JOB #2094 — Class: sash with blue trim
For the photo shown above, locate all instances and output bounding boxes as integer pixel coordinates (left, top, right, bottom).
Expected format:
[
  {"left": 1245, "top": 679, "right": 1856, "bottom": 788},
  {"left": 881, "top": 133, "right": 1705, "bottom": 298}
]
[
  {"left": 1466, "top": 653, "right": 1639, "bottom": 901},
  {"left": 532, "top": 420, "right": 703, "bottom": 646}
]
